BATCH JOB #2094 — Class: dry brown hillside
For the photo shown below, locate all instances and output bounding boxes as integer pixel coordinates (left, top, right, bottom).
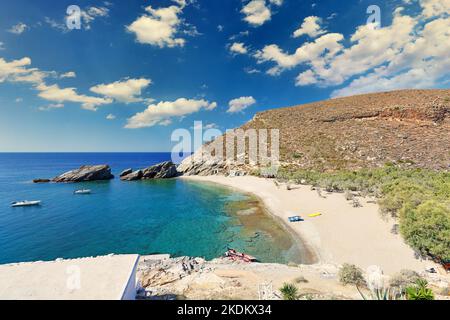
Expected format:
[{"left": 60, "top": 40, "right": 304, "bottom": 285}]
[
  {"left": 241, "top": 89, "right": 450, "bottom": 171},
  {"left": 179, "top": 89, "right": 449, "bottom": 175}
]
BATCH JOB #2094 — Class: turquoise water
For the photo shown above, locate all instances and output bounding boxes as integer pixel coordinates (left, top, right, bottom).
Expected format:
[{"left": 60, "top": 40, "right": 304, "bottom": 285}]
[{"left": 0, "top": 153, "right": 303, "bottom": 264}]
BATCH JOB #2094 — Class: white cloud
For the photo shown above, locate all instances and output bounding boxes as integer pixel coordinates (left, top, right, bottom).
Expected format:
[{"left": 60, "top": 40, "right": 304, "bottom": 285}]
[
  {"left": 240, "top": 0, "right": 283, "bottom": 27},
  {"left": 227, "top": 96, "right": 256, "bottom": 113},
  {"left": 0, "top": 57, "right": 32, "bottom": 82},
  {"left": 126, "top": 2, "right": 187, "bottom": 48},
  {"left": 241, "top": 0, "right": 271, "bottom": 26},
  {"left": 44, "top": 17, "right": 68, "bottom": 33},
  {"left": 106, "top": 113, "right": 116, "bottom": 120},
  {"left": 0, "top": 42, "right": 4, "bottom": 50},
  {"left": 45, "top": 5, "right": 110, "bottom": 32},
  {"left": 420, "top": 0, "right": 450, "bottom": 18},
  {"left": 60, "top": 71, "right": 76, "bottom": 79},
  {"left": 254, "top": 1, "right": 450, "bottom": 97},
  {"left": 125, "top": 98, "right": 217, "bottom": 129},
  {"left": 15, "top": 98, "right": 23, "bottom": 103},
  {"left": 244, "top": 67, "right": 261, "bottom": 74},
  {"left": 36, "top": 83, "right": 113, "bottom": 111},
  {"left": 229, "top": 42, "right": 248, "bottom": 54},
  {"left": 255, "top": 33, "right": 344, "bottom": 75},
  {"left": 229, "top": 31, "right": 250, "bottom": 41},
  {"left": 192, "top": 122, "right": 218, "bottom": 130},
  {"left": 204, "top": 123, "right": 218, "bottom": 129},
  {"left": 269, "top": 0, "right": 283, "bottom": 5},
  {"left": 293, "top": 16, "right": 326, "bottom": 38},
  {"left": 217, "top": 25, "right": 224, "bottom": 32},
  {"left": 80, "top": 6, "right": 110, "bottom": 30},
  {"left": 331, "top": 15, "right": 450, "bottom": 97},
  {"left": 11, "top": 69, "right": 51, "bottom": 84},
  {"left": 90, "top": 78, "right": 151, "bottom": 103},
  {"left": 38, "top": 103, "right": 64, "bottom": 111},
  {"left": 0, "top": 56, "right": 115, "bottom": 111},
  {"left": 8, "top": 23, "right": 28, "bottom": 35}
]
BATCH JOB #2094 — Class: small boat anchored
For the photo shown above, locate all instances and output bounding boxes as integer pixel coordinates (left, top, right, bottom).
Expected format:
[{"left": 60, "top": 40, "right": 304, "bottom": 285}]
[
  {"left": 11, "top": 200, "right": 41, "bottom": 207},
  {"left": 74, "top": 189, "right": 91, "bottom": 195},
  {"left": 224, "top": 248, "right": 258, "bottom": 263}
]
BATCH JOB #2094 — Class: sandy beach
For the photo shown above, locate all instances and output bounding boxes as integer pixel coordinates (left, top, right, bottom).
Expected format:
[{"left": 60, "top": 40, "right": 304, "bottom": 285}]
[{"left": 182, "top": 175, "right": 439, "bottom": 275}]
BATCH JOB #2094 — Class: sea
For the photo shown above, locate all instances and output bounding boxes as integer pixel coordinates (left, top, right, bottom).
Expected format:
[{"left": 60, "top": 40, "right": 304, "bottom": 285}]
[{"left": 0, "top": 153, "right": 305, "bottom": 265}]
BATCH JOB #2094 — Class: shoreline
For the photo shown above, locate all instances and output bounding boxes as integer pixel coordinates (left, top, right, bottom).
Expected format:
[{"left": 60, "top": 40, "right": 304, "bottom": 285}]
[
  {"left": 185, "top": 177, "right": 317, "bottom": 265},
  {"left": 181, "top": 175, "right": 439, "bottom": 275}
]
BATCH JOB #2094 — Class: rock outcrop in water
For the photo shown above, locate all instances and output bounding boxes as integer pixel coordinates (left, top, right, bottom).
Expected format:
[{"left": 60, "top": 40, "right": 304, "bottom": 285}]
[
  {"left": 52, "top": 165, "right": 114, "bottom": 182},
  {"left": 120, "top": 169, "right": 143, "bottom": 181},
  {"left": 120, "top": 168, "right": 133, "bottom": 178},
  {"left": 121, "top": 161, "right": 178, "bottom": 181},
  {"left": 33, "top": 179, "right": 51, "bottom": 183}
]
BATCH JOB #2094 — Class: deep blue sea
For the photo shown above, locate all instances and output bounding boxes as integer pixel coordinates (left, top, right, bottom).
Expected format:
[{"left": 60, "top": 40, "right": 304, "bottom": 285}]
[{"left": 0, "top": 153, "right": 302, "bottom": 265}]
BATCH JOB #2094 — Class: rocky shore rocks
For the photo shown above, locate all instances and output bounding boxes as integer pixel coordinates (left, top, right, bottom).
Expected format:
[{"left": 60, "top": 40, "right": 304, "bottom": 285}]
[
  {"left": 177, "top": 147, "right": 248, "bottom": 176},
  {"left": 121, "top": 161, "right": 178, "bottom": 181},
  {"left": 52, "top": 165, "right": 114, "bottom": 182}
]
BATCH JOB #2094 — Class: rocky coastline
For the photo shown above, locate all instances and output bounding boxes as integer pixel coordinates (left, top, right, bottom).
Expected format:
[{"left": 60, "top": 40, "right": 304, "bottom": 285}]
[{"left": 34, "top": 161, "right": 180, "bottom": 183}]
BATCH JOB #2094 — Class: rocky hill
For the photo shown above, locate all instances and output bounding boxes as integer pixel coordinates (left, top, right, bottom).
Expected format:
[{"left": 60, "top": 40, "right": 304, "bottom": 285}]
[{"left": 179, "top": 89, "right": 449, "bottom": 175}]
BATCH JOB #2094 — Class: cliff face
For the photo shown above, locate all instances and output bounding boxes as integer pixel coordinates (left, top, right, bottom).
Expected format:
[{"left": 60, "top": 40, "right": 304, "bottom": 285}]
[{"left": 179, "top": 89, "right": 450, "bottom": 175}]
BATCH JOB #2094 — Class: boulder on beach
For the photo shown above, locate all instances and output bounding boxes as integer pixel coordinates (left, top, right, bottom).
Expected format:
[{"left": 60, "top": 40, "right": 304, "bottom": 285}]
[
  {"left": 121, "top": 161, "right": 178, "bottom": 181},
  {"left": 52, "top": 165, "right": 114, "bottom": 183}
]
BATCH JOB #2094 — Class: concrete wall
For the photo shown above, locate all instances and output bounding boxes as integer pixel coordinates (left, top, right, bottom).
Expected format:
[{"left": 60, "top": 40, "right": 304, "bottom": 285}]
[{"left": 120, "top": 256, "right": 139, "bottom": 300}]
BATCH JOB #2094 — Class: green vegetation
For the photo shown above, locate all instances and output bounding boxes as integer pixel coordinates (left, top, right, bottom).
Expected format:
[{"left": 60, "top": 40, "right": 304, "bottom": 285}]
[
  {"left": 279, "top": 283, "right": 299, "bottom": 300},
  {"left": 400, "top": 201, "right": 450, "bottom": 260},
  {"left": 272, "top": 165, "right": 450, "bottom": 261},
  {"left": 338, "top": 264, "right": 366, "bottom": 286},
  {"left": 405, "top": 279, "right": 435, "bottom": 300}
]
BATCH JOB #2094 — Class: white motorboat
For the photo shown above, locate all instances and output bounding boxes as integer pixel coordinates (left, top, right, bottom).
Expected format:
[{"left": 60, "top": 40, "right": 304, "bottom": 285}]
[
  {"left": 74, "top": 189, "right": 91, "bottom": 195},
  {"left": 11, "top": 200, "right": 41, "bottom": 207}
]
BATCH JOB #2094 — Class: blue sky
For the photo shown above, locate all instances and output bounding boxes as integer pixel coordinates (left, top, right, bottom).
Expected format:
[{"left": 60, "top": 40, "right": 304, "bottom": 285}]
[{"left": 0, "top": 0, "right": 448, "bottom": 151}]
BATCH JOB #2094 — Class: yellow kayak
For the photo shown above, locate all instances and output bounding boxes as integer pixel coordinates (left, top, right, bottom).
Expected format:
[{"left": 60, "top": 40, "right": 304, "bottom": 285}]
[{"left": 308, "top": 213, "right": 322, "bottom": 218}]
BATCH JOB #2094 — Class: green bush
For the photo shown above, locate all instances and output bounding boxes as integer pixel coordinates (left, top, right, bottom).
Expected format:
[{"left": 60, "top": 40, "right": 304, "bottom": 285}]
[
  {"left": 405, "top": 279, "right": 435, "bottom": 300},
  {"left": 400, "top": 200, "right": 450, "bottom": 260},
  {"left": 279, "top": 283, "right": 299, "bottom": 300},
  {"left": 338, "top": 264, "right": 366, "bottom": 286}
]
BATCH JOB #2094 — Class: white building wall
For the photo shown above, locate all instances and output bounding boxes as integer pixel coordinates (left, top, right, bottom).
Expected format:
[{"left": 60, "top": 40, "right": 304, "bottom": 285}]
[{"left": 120, "top": 256, "right": 139, "bottom": 300}]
